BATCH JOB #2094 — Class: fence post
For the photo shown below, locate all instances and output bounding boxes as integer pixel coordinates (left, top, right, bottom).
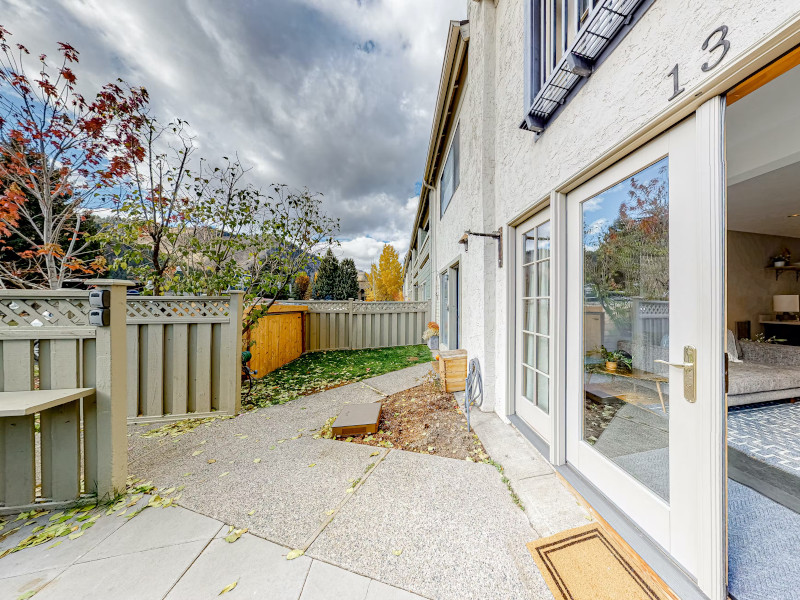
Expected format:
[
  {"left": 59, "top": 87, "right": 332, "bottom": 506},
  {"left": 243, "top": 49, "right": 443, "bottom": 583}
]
[
  {"left": 86, "top": 279, "right": 131, "bottom": 499},
  {"left": 222, "top": 291, "right": 244, "bottom": 415},
  {"left": 348, "top": 298, "right": 355, "bottom": 350}
]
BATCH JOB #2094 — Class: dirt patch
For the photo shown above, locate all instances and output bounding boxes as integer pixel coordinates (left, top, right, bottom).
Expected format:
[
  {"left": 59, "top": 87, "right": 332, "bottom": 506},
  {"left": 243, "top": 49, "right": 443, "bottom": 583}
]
[{"left": 338, "top": 381, "right": 488, "bottom": 461}]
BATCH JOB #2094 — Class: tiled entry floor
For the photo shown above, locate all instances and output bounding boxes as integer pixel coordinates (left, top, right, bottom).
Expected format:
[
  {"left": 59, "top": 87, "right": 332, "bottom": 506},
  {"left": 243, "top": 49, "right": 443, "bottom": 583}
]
[
  {"left": 728, "top": 401, "right": 800, "bottom": 475},
  {"left": 0, "top": 503, "right": 424, "bottom": 600}
]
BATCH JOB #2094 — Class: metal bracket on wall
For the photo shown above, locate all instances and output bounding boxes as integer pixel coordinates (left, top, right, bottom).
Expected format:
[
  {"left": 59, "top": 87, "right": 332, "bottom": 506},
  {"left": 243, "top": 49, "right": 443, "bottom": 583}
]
[{"left": 458, "top": 229, "right": 503, "bottom": 268}]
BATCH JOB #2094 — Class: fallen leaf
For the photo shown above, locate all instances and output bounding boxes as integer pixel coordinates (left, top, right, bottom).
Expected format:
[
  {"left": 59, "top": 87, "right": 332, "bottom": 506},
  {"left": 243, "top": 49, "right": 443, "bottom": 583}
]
[
  {"left": 248, "top": 510, "right": 255, "bottom": 516},
  {"left": 16, "top": 591, "right": 37, "bottom": 600},
  {"left": 219, "top": 472, "right": 229, "bottom": 478},
  {"left": 253, "top": 458, "right": 261, "bottom": 464},
  {"left": 219, "top": 581, "right": 238, "bottom": 595},
  {"left": 207, "top": 459, "right": 217, "bottom": 464},
  {"left": 277, "top": 440, "right": 285, "bottom": 444},
  {"left": 369, "top": 451, "right": 379, "bottom": 457},
  {"left": 346, "top": 488, "right": 354, "bottom": 494},
  {"left": 392, "top": 549, "right": 403, "bottom": 556},
  {"left": 325, "top": 509, "right": 335, "bottom": 516},
  {"left": 224, "top": 528, "right": 247, "bottom": 543},
  {"left": 268, "top": 445, "right": 276, "bottom": 450},
  {"left": 308, "top": 463, "right": 316, "bottom": 468},
  {"left": 286, "top": 549, "right": 304, "bottom": 560},
  {"left": 192, "top": 450, "right": 203, "bottom": 457},
  {"left": 182, "top": 473, "right": 192, "bottom": 477},
  {"left": 68, "top": 530, "right": 84, "bottom": 540}
]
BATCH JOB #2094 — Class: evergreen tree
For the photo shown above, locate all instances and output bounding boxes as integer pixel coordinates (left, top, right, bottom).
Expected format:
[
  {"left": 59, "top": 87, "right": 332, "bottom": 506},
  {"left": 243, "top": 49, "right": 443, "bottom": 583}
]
[
  {"left": 334, "top": 258, "right": 360, "bottom": 300},
  {"left": 312, "top": 248, "right": 339, "bottom": 299}
]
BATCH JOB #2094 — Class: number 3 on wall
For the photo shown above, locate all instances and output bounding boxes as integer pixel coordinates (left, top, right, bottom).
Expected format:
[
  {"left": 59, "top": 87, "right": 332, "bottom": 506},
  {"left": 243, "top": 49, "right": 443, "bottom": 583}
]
[
  {"left": 701, "top": 25, "right": 730, "bottom": 72},
  {"left": 667, "top": 25, "right": 730, "bottom": 101}
]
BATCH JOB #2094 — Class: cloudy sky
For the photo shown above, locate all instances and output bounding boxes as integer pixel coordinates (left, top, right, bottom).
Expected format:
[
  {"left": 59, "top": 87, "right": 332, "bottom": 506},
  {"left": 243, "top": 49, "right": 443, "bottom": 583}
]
[{"left": 1, "top": 0, "right": 465, "bottom": 270}]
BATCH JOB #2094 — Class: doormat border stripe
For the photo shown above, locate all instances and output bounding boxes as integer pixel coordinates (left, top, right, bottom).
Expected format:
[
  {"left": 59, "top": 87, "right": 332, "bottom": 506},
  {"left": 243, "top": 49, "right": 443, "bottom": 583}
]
[{"left": 527, "top": 524, "right": 667, "bottom": 600}]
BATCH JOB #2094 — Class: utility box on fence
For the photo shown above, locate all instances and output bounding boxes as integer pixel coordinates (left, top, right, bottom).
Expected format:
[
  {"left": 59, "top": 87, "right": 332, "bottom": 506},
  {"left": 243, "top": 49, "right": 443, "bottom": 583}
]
[{"left": 438, "top": 349, "right": 467, "bottom": 392}]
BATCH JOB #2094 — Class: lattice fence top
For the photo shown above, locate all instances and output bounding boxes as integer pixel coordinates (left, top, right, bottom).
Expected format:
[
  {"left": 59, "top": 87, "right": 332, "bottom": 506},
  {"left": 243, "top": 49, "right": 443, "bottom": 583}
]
[
  {"left": 276, "top": 300, "right": 430, "bottom": 314},
  {"left": 0, "top": 295, "right": 91, "bottom": 327},
  {"left": 126, "top": 297, "right": 231, "bottom": 323},
  {"left": 638, "top": 300, "right": 669, "bottom": 317}
]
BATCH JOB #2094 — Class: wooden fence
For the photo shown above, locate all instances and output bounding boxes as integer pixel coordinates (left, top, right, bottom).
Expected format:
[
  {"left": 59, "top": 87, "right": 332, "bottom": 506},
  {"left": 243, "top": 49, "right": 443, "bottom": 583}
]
[
  {"left": 0, "top": 285, "right": 244, "bottom": 511},
  {"left": 244, "top": 305, "right": 307, "bottom": 377},
  {"left": 125, "top": 293, "right": 243, "bottom": 422},
  {"left": 0, "top": 282, "right": 129, "bottom": 510},
  {"left": 279, "top": 300, "right": 431, "bottom": 352}
]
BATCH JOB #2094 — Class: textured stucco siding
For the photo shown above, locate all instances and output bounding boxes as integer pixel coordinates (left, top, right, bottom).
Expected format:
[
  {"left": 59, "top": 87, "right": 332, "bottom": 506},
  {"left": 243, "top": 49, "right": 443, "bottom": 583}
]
[{"left": 427, "top": 0, "right": 800, "bottom": 418}]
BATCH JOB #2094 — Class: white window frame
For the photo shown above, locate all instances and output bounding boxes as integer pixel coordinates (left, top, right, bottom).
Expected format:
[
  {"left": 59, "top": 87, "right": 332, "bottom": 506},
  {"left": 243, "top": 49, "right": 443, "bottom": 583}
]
[{"left": 439, "top": 123, "right": 460, "bottom": 218}]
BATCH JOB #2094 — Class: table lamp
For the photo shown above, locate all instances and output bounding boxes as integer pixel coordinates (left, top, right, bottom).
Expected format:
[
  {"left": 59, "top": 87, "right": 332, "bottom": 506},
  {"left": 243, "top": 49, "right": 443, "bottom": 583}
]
[{"left": 773, "top": 294, "right": 800, "bottom": 320}]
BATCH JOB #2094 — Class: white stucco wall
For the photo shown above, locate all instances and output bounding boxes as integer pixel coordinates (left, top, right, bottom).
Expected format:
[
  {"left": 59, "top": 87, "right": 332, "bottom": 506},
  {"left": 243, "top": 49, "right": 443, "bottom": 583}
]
[{"left": 428, "top": 0, "right": 800, "bottom": 419}]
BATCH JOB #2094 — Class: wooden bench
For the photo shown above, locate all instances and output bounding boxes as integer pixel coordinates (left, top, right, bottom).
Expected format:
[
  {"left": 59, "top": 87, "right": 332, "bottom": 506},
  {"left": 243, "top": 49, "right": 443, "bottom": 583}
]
[
  {"left": 1, "top": 387, "right": 95, "bottom": 508},
  {"left": 0, "top": 387, "right": 95, "bottom": 417}
]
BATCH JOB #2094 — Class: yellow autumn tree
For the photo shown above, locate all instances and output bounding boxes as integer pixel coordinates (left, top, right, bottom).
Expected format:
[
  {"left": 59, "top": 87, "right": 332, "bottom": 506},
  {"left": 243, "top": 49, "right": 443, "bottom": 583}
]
[{"left": 366, "top": 244, "right": 404, "bottom": 301}]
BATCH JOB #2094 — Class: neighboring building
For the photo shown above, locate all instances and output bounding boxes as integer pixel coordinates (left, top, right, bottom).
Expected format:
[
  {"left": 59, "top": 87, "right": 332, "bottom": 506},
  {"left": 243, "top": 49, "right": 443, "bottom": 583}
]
[
  {"left": 407, "top": 3, "right": 800, "bottom": 599},
  {"left": 357, "top": 270, "right": 368, "bottom": 301}
]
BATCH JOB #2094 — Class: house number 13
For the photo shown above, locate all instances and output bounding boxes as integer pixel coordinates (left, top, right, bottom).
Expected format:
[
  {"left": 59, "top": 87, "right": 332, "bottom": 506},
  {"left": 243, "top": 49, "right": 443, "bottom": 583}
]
[{"left": 668, "top": 25, "right": 730, "bottom": 101}]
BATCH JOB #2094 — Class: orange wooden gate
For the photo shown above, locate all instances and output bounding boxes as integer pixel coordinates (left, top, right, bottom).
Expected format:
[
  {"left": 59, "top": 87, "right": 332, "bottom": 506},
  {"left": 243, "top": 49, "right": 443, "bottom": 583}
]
[{"left": 245, "top": 305, "right": 307, "bottom": 377}]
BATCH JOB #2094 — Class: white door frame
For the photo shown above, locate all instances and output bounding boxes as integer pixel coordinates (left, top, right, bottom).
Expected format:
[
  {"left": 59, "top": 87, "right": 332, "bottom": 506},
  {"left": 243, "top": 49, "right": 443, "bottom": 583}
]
[{"left": 561, "top": 99, "right": 725, "bottom": 598}]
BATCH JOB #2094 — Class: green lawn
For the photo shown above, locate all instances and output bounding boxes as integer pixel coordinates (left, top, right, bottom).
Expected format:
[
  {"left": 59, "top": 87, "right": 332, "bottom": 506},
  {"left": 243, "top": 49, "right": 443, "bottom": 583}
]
[{"left": 246, "top": 344, "right": 433, "bottom": 407}]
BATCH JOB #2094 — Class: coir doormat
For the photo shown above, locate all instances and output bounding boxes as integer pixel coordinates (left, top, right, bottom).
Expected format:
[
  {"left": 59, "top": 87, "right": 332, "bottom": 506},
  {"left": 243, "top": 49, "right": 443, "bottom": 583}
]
[{"left": 526, "top": 524, "right": 671, "bottom": 600}]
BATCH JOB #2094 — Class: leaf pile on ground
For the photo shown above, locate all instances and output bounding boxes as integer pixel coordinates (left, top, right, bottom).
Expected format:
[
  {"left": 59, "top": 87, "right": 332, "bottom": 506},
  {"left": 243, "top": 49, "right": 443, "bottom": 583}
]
[
  {"left": 0, "top": 477, "right": 181, "bottom": 560},
  {"left": 138, "top": 415, "right": 234, "bottom": 438},
  {"left": 245, "top": 345, "right": 433, "bottom": 407},
  {"left": 330, "top": 380, "right": 489, "bottom": 461}
]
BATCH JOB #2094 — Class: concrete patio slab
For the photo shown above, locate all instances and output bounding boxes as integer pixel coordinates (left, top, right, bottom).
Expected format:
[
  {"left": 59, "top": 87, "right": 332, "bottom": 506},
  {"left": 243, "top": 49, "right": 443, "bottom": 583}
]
[
  {"left": 515, "top": 474, "right": 592, "bottom": 537},
  {"left": 0, "top": 568, "right": 61, "bottom": 600},
  {"left": 467, "top": 409, "right": 553, "bottom": 481},
  {"left": 365, "top": 579, "right": 429, "bottom": 600},
  {"left": 32, "top": 540, "right": 207, "bottom": 600},
  {"left": 130, "top": 433, "right": 381, "bottom": 549},
  {"left": 307, "top": 449, "right": 552, "bottom": 600},
  {"left": 299, "top": 559, "right": 372, "bottom": 600},
  {"left": 165, "top": 533, "right": 311, "bottom": 600},
  {"left": 78, "top": 505, "right": 222, "bottom": 563}
]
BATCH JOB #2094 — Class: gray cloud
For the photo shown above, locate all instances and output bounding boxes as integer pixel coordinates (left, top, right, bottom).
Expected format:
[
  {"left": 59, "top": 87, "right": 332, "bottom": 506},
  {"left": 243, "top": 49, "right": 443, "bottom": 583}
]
[{"left": 1, "top": 0, "right": 465, "bottom": 269}]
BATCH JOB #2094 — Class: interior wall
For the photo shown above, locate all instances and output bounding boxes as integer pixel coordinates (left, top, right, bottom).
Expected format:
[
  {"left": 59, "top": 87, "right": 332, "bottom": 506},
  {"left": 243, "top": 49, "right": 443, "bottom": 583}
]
[{"left": 727, "top": 230, "right": 800, "bottom": 335}]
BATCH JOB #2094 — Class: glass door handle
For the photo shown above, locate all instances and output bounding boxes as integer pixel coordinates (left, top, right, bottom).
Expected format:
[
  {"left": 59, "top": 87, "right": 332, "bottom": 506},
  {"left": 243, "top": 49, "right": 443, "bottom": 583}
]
[{"left": 654, "top": 346, "right": 697, "bottom": 403}]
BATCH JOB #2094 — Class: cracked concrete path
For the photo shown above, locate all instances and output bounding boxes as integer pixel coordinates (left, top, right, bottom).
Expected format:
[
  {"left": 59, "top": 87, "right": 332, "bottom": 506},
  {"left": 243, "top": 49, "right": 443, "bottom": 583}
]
[{"left": 9, "top": 363, "right": 590, "bottom": 600}]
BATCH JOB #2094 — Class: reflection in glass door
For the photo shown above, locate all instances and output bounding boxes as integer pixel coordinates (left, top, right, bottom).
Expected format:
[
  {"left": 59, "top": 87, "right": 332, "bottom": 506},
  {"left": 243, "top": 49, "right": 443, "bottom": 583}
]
[
  {"left": 581, "top": 158, "right": 670, "bottom": 502},
  {"left": 516, "top": 210, "right": 552, "bottom": 440}
]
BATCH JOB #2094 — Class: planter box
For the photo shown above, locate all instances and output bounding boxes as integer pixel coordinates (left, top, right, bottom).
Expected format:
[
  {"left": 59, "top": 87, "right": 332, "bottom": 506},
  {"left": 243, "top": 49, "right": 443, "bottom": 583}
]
[{"left": 439, "top": 349, "right": 467, "bottom": 393}]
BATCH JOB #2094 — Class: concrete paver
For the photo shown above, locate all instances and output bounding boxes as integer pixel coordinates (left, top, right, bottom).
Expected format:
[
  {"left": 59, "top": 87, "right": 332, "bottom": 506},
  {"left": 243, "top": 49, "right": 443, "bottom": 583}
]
[
  {"left": 32, "top": 540, "right": 207, "bottom": 600},
  {"left": 0, "top": 568, "right": 61, "bottom": 600},
  {"left": 0, "top": 506, "right": 131, "bottom": 578},
  {"left": 165, "top": 533, "right": 312, "bottom": 600},
  {"left": 299, "top": 559, "right": 372, "bottom": 600},
  {"left": 79, "top": 504, "right": 222, "bottom": 563}
]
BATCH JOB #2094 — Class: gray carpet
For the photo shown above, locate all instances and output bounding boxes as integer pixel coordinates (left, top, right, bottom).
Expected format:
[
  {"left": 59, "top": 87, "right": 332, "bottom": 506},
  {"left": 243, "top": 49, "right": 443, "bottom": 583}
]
[{"left": 728, "top": 480, "right": 800, "bottom": 600}]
